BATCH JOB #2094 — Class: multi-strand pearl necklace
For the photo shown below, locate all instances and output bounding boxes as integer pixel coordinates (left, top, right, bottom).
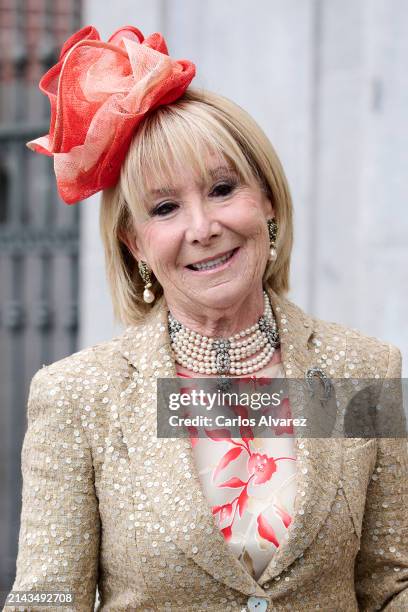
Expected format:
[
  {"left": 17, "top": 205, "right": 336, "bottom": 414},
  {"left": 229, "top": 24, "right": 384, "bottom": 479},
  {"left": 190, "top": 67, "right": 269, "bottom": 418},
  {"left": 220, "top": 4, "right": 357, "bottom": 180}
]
[{"left": 168, "top": 291, "right": 280, "bottom": 376}]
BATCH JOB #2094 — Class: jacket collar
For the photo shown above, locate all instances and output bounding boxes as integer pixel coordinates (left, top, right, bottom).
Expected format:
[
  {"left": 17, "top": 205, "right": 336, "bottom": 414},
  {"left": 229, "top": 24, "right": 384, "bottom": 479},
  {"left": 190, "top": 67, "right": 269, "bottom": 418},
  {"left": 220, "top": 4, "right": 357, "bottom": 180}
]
[{"left": 117, "top": 289, "right": 345, "bottom": 597}]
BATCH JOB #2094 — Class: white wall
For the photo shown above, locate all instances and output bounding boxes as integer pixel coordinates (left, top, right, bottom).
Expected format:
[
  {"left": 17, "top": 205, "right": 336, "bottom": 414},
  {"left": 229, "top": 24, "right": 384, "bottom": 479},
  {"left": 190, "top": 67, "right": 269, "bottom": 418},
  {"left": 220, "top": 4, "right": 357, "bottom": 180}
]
[
  {"left": 80, "top": 0, "right": 408, "bottom": 374},
  {"left": 79, "top": 1, "right": 164, "bottom": 349}
]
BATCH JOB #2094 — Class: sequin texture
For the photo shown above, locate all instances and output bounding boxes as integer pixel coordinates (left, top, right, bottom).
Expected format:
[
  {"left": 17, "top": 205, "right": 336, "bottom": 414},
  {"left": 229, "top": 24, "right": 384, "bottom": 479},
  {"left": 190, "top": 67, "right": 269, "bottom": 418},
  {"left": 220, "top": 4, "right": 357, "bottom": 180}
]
[{"left": 4, "top": 290, "right": 408, "bottom": 611}]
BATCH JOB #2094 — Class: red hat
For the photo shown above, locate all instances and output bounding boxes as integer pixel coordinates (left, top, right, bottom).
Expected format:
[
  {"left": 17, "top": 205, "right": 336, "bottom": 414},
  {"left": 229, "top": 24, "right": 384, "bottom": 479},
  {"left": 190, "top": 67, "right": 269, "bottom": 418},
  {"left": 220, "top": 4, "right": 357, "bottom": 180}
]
[{"left": 27, "top": 25, "right": 196, "bottom": 204}]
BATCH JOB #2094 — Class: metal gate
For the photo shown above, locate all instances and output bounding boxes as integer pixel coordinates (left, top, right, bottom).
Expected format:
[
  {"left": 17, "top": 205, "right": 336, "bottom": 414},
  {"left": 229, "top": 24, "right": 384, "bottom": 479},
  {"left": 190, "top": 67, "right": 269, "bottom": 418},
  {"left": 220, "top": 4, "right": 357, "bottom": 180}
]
[{"left": 0, "top": 0, "right": 81, "bottom": 598}]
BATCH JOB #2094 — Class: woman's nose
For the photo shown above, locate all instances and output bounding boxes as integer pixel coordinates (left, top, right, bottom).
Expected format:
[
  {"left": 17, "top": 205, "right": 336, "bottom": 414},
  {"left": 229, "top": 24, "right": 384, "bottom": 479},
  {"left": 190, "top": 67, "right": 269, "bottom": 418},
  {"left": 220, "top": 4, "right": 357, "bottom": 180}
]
[{"left": 185, "top": 205, "right": 222, "bottom": 245}]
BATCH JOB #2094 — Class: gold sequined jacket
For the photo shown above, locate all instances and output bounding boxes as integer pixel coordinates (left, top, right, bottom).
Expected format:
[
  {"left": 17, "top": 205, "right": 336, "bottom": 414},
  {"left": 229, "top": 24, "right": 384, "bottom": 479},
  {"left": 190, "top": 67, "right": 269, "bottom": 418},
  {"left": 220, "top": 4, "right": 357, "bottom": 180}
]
[{"left": 4, "top": 290, "right": 408, "bottom": 612}]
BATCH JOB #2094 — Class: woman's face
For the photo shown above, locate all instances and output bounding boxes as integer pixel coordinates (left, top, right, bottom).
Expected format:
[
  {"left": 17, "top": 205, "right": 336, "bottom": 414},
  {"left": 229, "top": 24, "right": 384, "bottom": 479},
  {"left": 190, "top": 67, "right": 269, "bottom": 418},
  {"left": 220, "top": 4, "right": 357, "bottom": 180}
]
[{"left": 124, "top": 156, "right": 274, "bottom": 316}]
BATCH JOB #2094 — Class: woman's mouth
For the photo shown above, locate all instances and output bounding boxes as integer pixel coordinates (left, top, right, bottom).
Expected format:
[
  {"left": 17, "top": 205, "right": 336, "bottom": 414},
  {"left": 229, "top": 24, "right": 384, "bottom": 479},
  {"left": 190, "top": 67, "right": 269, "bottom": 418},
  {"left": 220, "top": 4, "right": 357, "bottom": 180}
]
[{"left": 186, "top": 247, "right": 239, "bottom": 273}]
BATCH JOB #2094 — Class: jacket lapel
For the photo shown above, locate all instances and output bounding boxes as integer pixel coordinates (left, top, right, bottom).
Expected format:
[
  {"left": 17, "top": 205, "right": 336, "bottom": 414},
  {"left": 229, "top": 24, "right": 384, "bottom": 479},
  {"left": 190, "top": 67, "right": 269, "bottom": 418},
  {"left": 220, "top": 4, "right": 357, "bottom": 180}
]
[
  {"left": 256, "top": 292, "right": 345, "bottom": 585},
  {"left": 117, "top": 290, "right": 345, "bottom": 595}
]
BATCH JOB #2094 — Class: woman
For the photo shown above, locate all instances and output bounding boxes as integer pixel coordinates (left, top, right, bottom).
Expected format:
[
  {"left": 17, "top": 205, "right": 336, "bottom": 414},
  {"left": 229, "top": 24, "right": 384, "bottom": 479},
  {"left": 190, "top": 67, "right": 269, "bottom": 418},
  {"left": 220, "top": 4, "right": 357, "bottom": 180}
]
[{"left": 5, "top": 25, "right": 408, "bottom": 612}]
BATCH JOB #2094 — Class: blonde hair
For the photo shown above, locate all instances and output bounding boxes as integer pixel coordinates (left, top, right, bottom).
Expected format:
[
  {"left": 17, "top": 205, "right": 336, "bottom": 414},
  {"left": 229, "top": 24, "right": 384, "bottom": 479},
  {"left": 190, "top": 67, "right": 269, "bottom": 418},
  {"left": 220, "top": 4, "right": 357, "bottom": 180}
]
[{"left": 100, "top": 87, "right": 293, "bottom": 326}]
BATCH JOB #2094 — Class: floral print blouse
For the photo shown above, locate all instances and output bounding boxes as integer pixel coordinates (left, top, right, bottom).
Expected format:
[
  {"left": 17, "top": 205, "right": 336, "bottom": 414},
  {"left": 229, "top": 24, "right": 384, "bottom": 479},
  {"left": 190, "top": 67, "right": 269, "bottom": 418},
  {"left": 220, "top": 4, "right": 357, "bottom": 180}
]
[{"left": 177, "top": 352, "right": 297, "bottom": 580}]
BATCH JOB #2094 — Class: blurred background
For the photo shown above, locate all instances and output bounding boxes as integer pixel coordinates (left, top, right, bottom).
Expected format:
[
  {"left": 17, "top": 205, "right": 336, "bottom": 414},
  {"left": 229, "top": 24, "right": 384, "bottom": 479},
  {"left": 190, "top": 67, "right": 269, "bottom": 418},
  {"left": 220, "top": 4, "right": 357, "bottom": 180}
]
[{"left": 1, "top": 0, "right": 407, "bottom": 601}]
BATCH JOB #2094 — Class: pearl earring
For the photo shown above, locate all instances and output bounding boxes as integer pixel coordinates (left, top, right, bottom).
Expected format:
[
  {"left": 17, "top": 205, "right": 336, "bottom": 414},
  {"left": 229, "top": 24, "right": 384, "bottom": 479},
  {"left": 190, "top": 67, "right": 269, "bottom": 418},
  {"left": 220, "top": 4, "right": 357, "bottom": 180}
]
[
  {"left": 267, "top": 218, "right": 278, "bottom": 262},
  {"left": 138, "top": 261, "right": 155, "bottom": 303}
]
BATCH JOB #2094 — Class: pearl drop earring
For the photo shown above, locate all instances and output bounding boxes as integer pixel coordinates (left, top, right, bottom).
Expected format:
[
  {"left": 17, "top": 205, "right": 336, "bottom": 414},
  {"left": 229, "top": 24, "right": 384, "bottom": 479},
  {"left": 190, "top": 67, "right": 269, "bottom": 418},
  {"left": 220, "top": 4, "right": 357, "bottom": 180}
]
[
  {"left": 138, "top": 261, "right": 155, "bottom": 303},
  {"left": 267, "top": 218, "right": 278, "bottom": 262}
]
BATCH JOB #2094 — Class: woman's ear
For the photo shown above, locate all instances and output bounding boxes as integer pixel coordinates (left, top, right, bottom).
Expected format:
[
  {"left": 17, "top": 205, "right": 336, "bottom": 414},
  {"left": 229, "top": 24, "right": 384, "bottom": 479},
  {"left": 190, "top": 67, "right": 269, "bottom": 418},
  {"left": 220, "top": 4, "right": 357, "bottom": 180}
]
[
  {"left": 261, "top": 191, "right": 275, "bottom": 219},
  {"left": 118, "top": 229, "right": 145, "bottom": 262}
]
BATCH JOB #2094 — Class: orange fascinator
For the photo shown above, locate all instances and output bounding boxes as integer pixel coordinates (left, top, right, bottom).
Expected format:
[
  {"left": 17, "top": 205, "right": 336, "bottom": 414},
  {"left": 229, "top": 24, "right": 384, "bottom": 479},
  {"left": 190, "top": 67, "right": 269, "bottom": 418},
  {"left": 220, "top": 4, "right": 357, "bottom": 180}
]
[{"left": 27, "top": 25, "right": 196, "bottom": 204}]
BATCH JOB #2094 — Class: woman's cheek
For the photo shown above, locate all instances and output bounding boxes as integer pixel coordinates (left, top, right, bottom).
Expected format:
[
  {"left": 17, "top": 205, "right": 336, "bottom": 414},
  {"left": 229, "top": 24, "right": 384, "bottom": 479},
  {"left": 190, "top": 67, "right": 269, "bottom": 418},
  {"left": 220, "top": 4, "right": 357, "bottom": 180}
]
[
  {"left": 235, "top": 208, "right": 267, "bottom": 239},
  {"left": 143, "top": 226, "right": 175, "bottom": 266}
]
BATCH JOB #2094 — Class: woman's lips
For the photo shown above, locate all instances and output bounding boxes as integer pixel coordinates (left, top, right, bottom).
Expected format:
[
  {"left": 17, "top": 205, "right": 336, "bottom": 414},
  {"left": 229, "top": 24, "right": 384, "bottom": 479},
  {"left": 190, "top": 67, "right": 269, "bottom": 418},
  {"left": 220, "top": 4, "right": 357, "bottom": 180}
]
[{"left": 185, "top": 247, "right": 240, "bottom": 274}]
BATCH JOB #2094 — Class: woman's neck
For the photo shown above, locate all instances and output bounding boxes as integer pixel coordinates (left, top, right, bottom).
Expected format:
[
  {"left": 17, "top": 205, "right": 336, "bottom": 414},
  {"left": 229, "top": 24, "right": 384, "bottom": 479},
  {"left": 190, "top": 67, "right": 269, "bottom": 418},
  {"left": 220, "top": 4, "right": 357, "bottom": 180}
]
[{"left": 166, "top": 288, "right": 268, "bottom": 338}]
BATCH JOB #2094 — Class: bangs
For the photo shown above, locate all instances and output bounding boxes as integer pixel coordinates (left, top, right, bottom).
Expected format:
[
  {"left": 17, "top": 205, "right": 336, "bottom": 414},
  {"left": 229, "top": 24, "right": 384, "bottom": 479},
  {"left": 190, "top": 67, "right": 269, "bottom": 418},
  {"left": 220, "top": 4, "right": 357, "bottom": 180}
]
[{"left": 118, "top": 96, "right": 259, "bottom": 221}]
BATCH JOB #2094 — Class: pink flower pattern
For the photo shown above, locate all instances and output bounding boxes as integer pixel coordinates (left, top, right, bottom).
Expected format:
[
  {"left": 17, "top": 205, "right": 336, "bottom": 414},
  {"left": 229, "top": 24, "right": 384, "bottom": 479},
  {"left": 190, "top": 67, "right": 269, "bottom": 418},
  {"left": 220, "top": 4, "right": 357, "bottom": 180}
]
[{"left": 178, "top": 358, "right": 297, "bottom": 580}]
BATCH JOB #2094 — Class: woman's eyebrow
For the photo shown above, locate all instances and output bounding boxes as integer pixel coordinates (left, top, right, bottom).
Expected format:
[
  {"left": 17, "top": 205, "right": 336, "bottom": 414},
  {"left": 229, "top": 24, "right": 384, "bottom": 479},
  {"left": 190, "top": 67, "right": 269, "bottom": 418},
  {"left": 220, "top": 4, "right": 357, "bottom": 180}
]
[
  {"left": 147, "top": 166, "right": 236, "bottom": 197},
  {"left": 208, "top": 165, "right": 237, "bottom": 179},
  {"left": 148, "top": 186, "right": 179, "bottom": 197}
]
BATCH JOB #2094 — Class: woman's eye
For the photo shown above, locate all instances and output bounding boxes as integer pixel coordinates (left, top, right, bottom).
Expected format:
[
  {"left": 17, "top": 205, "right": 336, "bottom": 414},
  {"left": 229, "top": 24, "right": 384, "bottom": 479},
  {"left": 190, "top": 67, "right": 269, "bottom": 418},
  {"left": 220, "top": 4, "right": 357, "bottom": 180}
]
[
  {"left": 210, "top": 181, "right": 236, "bottom": 197},
  {"left": 151, "top": 202, "right": 178, "bottom": 216}
]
